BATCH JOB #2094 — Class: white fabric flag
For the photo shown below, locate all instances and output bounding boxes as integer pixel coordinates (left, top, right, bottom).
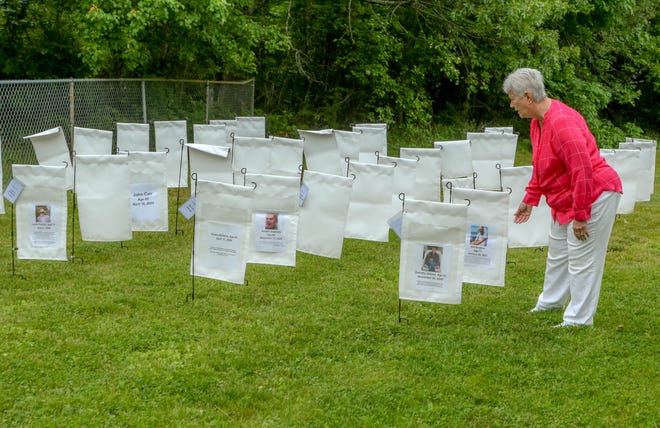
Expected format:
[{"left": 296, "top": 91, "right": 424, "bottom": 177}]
[
  {"left": 619, "top": 139, "right": 656, "bottom": 201},
  {"left": 334, "top": 129, "right": 363, "bottom": 161},
  {"left": 450, "top": 187, "right": 509, "bottom": 287},
  {"left": 297, "top": 170, "right": 353, "bottom": 258},
  {"left": 12, "top": 164, "right": 68, "bottom": 260},
  {"left": 599, "top": 149, "right": 640, "bottom": 215},
  {"left": 116, "top": 123, "right": 150, "bottom": 153},
  {"left": 352, "top": 123, "right": 388, "bottom": 162},
  {"left": 399, "top": 147, "right": 443, "bottom": 201},
  {"left": 193, "top": 124, "right": 228, "bottom": 147},
  {"left": 433, "top": 140, "right": 473, "bottom": 179},
  {"left": 232, "top": 136, "right": 275, "bottom": 183},
  {"left": 245, "top": 173, "right": 300, "bottom": 266},
  {"left": 128, "top": 152, "right": 169, "bottom": 231},
  {"left": 441, "top": 177, "right": 475, "bottom": 202},
  {"left": 154, "top": 120, "right": 188, "bottom": 188},
  {"left": 298, "top": 129, "right": 343, "bottom": 176},
  {"left": 0, "top": 136, "right": 5, "bottom": 215},
  {"left": 270, "top": 136, "right": 304, "bottom": 177},
  {"left": 75, "top": 154, "right": 132, "bottom": 242},
  {"left": 500, "top": 166, "right": 551, "bottom": 248},
  {"left": 236, "top": 116, "right": 266, "bottom": 138},
  {"left": 73, "top": 127, "right": 113, "bottom": 155},
  {"left": 193, "top": 180, "right": 254, "bottom": 284},
  {"left": 377, "top": 155, "right": 419, "bottom": 216},
  {"left": 24, "top": 127, "right": 73, "bottom": 189},
  {"left": 399, "top": 199, "right": 467, "bottom": 304},
  {"left": 187, "top": 144, "right": 233, "bottom": 184},
  {"left": 466, "top": 132, "right": 518, "bottom": 191},
  {"left": 345, "top": 161, "right": 394, "bottom": 242},
  {"left": 209, "top": 119, "right": 237, "bottom": 146}
]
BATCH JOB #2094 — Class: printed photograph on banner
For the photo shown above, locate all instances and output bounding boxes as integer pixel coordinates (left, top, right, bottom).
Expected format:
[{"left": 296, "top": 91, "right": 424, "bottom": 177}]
[
  {"left": 131, "top": 183, "right": 159, "bottom": 222},
  {"left": 30, "top": 204, "right": 60, "bottom": 247},
  {"left": 412, "top": 243, "right": 452, "bottom": 291},
  {"left": 254, "top": 212, "right": 288, "bottom": 253},
  {"left": 207, "top": 222, "right": 242, "bottom": 271},
  {"left": 465, "top": 224, "right": 495, "bottom": 267}
]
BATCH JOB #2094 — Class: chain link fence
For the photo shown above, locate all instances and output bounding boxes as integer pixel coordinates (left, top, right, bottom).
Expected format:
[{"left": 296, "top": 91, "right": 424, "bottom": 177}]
[{"left": 0, "top": 78, "right": 254, "bottom": 182}]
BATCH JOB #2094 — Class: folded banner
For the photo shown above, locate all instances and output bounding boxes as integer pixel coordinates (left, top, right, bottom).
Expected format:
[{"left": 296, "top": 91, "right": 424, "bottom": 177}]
[
  {"left": 433, "top": 140, "right": 473, "bottom": 179},
  {"left": 128, "top": 152, "right": 169, "bottom": 231},
  {"left": 298, "top": 129, "right": 343, "bottom": 176},
  {"left": 619, "top": 139, "right": 656, "bottom": 202},
  {"left": 399, "top": 199, "right": 467, "bottom": 304},
  {"left": 599, "top": 149, "right": 639, "bottom": 215},
  {"left": 193, "top": 124, "right": 228, "bottom": 147},
  {"left": 236, "top": 116, "right": 266, "bottom": 138},
  {"left": 73, "top": 127, "right": 113, "bottom": 155},
  {"left": 116, "top": 123, "right": 150, "bottom": 153},
  {"left": 297, "top": 170, "right": 353, "bottom": 258},
  {"left": 500, "top": 166, "right": 551, "bottom": 248},
  {"left": 466, "top": 132, "right": 518, "bottom": 191},
  {"left": 345, "top": 161, "right": 394, "bottom": 242},
  {"left": 154, "top": 120, "right": 188, "bottom": 188},
  {"left": 193, "top": 180, "right": 255, "bottom": 284},
  {"left": 451, "top": 188, "right": 509, "bottom": 287},
  {"left": 187, "top": 143, "right": 232, "bottom": 184},
  {"left": 12, "top": 164, "right": 68, "bottom": 260},
  {"left": 245, "top": 173, "right": 300, "bottom": 266},
  {"left": 399, "top": 147, "right": 443, "bottom": 202},
  {"left": 76, "top": 154, "right": 132, "bottom": 242},
  {"left": 24, "top": 127, "right": 73, "bottom": 190}
]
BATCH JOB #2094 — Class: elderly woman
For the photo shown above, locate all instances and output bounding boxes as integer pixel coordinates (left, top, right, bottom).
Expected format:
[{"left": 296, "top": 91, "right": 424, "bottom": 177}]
[{"left": 503, "top": 68, "right": 622, "bottom": 328}]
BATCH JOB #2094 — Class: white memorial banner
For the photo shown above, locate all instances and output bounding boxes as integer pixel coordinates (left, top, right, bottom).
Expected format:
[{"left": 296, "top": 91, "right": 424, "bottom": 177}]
[
  {"left": 298, "top": 129, "right": 343, "bottom": 176},
  {"left": 345, "top": 161, "right": 394, "bottom": 242},
  {"left": 24, "top": 127, "right": 73, "bottom": 189},
  {"left": 12, "top": 165, "right": 68, "bottom": 260},
  {"left": 209, "top": 119, "right": 237, "bottom": 146},
  {"left": 353, "top": 123, "right": 387, "bottom": 162},
  {"left": 245, "top": 173, "right": 300, "bottom": 266},
  {"left": 270, "top": 137, "right": 304, "bottom": 177},
  {"left": 193, "top": 124, "right": 228, "bottom": 147},
  {"left": 451, "top": 188, "right": 509, "bottom": 287},
  {"left": 297, "top": 170, "right": 353, "bottom": 258},
  {"left": 193, "top": 180, "right": 255, "bottom": 284},
  {"left": 441, "top": 177, "right": 475, "bottom": 202},
  {"left": 433, "top": 140, "right": 473, "bottom": 179},
  {"left": 466, "top": 132, "right": 518, "bottom": 191},
  {"left": 154, "top": 120, "right": 188, "bottom": 188},
  {"left": 73, "top": 127, "right": 113, "bottom": 155},
  {"left": 600, "top": 149, "right": 640, "bottom": 215},
  {"left": 0, "top": 136, "right": 4, "bottom": 214},
  {"left": 378, "top": 155, "right": 419, "bottom": 215},
  {"left": 232, "top": 136, "right": 275, "bottom": 183},
  {"left": 500, "top": 166, "right": 551, "bottom": 248},
  {"left": 399, "top": 199, "right": 467, "bottom": 305},
  {"left": 484, "top": 126, "right": 515, "bottom": 134},
  {"left": 619, "top": 139, "right": 656, "bottom": 201},
  {"left": 187, "top": 144, "right": 233, "bottom": 184},
  {"left": 399, "top": 147, "right": 443, "bottom": 201},
  {"left": 116, "top": 123, "right": 150, "bottom": 153},
  {"left": 75, "top": 154, "right": 132, "bottom": 242},
  {"left": 128, "top": 152, "right": 169, "bottom": 231},
  {"left": 236, "top": 116, "right": 266, "bottom": 138}
]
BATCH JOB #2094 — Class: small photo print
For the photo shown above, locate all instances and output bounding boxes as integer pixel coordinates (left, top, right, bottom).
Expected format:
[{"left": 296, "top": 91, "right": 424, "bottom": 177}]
[
  {"left": 421, "top": 245, "right": 442, "bottom": 273},
  {"left": 35, "top": 205, "right": 52, "bottom": 223},
  {"left": 469, "top": 225, "right": 488, "bottom": 247}
]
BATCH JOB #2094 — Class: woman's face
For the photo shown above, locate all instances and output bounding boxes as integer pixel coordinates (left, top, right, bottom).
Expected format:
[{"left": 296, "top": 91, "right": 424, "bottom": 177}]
[{"left": 508, "top": 90, "right": 533, "bottom": 119}]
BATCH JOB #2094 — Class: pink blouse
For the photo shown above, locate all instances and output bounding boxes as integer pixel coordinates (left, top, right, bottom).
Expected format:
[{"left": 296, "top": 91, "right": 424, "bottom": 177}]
[{"left": 523, "top": 99, "right": 622, "bottom": 224}]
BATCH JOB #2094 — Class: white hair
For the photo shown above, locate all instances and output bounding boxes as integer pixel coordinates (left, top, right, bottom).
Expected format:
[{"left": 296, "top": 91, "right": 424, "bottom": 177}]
[{"left": 502, "top": 68, "right": 547, "bottom": 101}]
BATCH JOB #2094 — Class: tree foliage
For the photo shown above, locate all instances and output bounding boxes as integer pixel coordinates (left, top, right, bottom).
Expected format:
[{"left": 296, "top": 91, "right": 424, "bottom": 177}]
[{"left": 1, "top": 0, "right": 658, "bottom": 139}]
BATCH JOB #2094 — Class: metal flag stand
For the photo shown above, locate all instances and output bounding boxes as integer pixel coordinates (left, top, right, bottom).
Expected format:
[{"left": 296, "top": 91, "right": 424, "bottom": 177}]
[
  {"left": 174, "top": 140, "right": 187, "bottom": 236},
  {"left": 9, "top": 199, "right": 24, "bottom": 279},
  {"left": 186, "top": 173, "right": 198, "bottom": 302},
  {"left": 68, "top": 154, "right": 83, "bottom": 263},
  {"left": 397, "top": 192, "right": 406, "bottom": 324}
]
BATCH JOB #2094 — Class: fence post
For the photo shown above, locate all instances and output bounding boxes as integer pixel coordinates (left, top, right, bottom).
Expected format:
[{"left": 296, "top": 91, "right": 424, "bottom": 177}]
[
  {"left": 69, "top": 79, "right": 75, "bottom": 155},
  {"left": 205, "top": 81, "right": 210, "bottom": 124},
  {"left": 141, "top": 80, "right": 148, "bottom": 123}
]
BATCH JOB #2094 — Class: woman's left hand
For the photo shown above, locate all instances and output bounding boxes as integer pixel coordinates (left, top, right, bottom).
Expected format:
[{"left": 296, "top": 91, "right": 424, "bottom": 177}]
[{"left": 573, "top": 220, "right": 589, "bottom": 241}]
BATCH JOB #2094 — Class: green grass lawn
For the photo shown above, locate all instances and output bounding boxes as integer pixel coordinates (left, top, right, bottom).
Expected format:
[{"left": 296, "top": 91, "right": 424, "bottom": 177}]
[{"left": 1, "top": 143, "right": 658, "bottom": 427}]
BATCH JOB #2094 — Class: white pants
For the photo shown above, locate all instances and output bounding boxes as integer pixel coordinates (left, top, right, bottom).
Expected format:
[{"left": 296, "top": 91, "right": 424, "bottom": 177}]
[{"left": 535, "top": 191, "right": 621, "bottom": 325}]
